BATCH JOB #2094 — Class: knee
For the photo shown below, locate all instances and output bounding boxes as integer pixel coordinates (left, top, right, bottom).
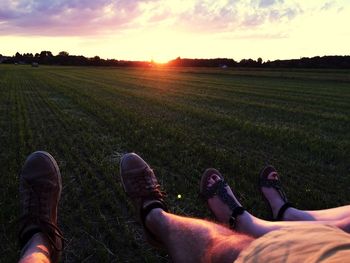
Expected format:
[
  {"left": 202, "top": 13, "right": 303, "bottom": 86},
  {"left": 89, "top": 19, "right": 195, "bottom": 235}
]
[
  {"left": 337, "top": 217, "right": 350, "bottom": 233},
  {"left": 207, "top": 234, "right": 254, "bottom": 263}
]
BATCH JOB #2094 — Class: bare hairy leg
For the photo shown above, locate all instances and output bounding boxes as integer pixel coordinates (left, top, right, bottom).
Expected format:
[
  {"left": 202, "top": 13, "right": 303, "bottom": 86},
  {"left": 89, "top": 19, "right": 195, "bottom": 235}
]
[{"left": 145, "top": 208, "right": 254, "bottom": 263}]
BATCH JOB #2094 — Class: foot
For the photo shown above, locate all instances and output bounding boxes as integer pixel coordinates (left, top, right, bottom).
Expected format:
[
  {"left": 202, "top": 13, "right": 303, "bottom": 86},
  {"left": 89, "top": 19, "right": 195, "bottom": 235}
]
[
  {"left": 120, "top": 153, "right": 167, "bottom": 247},
  {"left": 259, "top": 165, "right": 292, "bottom": 220},
  {"left": 19, "top": 151, "right": 64, "bottom": 263},
  {"left": 200, "top": 169, "right": 244, "bottom": 229}
]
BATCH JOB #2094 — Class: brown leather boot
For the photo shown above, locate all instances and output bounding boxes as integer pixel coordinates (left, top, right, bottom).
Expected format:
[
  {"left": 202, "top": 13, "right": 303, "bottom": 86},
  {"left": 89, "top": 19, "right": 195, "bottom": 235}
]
[
  {"left": 19, "top": 151, "right": 64, "bottom": 263},
  {"left": 120, "top": 153, "right": 168, "bottom": 247}
]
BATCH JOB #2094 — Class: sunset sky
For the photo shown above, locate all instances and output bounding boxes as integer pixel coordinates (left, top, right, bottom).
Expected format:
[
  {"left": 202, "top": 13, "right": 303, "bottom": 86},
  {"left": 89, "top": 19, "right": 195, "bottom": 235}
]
[{"left": 0, "top": 0, "right": 349, "bottom": 63}]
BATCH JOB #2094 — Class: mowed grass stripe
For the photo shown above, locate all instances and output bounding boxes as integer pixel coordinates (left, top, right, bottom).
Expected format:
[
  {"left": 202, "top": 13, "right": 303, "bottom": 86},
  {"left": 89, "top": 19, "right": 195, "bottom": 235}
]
[
  {"left": 26, "top": 72, "right": 156, "bottom": 261},
  {"left": 0, "top": 69, "right": 48, "bottom": 260},
  {"left": 46, "top": 66, "right": 350, "bottom": 131},
  {"left": 0, "top": 69, "right": 23, "bottom": 259},
  {"left": 39, "top": 67, "right": 349, "bottom": 169},
  {"left": 47, "top": 66, "right": 350, "bottom": 106}
]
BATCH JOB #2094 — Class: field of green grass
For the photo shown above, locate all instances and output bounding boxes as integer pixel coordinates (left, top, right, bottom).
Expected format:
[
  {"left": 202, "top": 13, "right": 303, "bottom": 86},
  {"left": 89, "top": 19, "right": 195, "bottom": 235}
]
[{"left": 0, "top": 64, "right": 349, "bottom": 262}]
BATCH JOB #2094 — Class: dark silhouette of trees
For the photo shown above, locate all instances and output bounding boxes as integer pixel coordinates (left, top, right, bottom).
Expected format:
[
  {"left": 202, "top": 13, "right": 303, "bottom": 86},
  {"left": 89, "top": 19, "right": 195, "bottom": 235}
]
[
  {"left": 168, "top": 57, "right": 266, "bottom": 68},
  {"left": 90, "top": 56, "right": 101, "bottom": 66},
  {"left": 1, "top": 51, "right": 350, "bottom": 68},
  {"left": 257, "top": 57, "right": 263, "bottom": 65},
  {"left": 12, "top": 52, "right": 35, "bottom": 64},
  {"left": 40, "top": 51, "right": 53, "bottom": 58},
  {"left": 239, "top": 58, "right": 260, "bottom": 67},
  {"left": 168, "top": 57, "right": 238, "bottom": 67},
  {"left": 58, "top": 51, "right": 69, "bottom": 56},
  {"left": 263, "top": 56, "right": 350, "bottom": 69}
]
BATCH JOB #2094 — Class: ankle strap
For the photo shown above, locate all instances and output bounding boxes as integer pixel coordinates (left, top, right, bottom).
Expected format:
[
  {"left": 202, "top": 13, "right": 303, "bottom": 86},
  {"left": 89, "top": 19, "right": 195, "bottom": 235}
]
[
  {"left": 229, "top": 206, "right": 245, "bottom": 229},
  {"left": 276, "top": 202, "right": 293, "bottom": 221}
]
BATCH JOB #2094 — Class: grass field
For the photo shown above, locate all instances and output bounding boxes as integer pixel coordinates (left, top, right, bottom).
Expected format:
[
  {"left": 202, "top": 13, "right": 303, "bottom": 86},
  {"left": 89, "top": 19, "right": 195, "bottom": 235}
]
[{"left": 0, "top": 64, "right": 349, "bottom": 262}]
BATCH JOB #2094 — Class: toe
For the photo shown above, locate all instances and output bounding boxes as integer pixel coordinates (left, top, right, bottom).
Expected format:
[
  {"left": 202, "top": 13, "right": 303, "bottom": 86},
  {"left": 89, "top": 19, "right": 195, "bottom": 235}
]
[
  {"left": 207, "top": 177, "right": 215, "bottom": 187},
  {"left": 267, "top": 172, "right": 278, "bottom": 180},
  {"left": 212, "top": 174, "right": 221, "bottom": 182},
  {"left": 207, "top": 174, "right": 222, "bottom": 187}
]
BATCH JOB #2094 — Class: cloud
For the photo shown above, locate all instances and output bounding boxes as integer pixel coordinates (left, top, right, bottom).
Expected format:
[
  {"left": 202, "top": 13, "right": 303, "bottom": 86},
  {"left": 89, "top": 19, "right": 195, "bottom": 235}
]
[
  {"left": 176, "top": 0, "right": 302, "bottom": 33},
  {"left": 0, "top": 0, "right": 158, "bottom": 36},
  {"left": 0, "top": 0, "right": 306, "bottom": 36},
  {"left": 321, "top": 1, "right": 336, "bottom": 11},
  {"left": 259, "top": 0, "right": 282, "bottom": 8}
]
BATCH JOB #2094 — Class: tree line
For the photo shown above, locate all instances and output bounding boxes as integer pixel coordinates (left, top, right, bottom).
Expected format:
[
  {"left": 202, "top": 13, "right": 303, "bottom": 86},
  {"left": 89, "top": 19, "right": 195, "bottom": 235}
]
[
  {"left": 0, "top": 51, "right": 150, "bottom": 67},
  {"left": 167, "top": 56, "right": 350, "bottom": 69},
  {"left": 1, "top": 51, "right": 350, "bottom": 69}
]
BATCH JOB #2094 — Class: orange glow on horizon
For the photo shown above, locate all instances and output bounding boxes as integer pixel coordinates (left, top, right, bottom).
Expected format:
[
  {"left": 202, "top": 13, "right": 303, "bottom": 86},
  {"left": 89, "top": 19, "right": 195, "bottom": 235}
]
[{"left": 152, "top": 58, "right": 170, "bottom": 64}]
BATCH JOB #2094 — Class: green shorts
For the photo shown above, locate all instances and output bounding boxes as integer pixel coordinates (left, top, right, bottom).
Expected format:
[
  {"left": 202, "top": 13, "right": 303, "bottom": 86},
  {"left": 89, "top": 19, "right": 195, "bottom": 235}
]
[{"left": 236, "top": 224, "right": 350, "bottom": 263}]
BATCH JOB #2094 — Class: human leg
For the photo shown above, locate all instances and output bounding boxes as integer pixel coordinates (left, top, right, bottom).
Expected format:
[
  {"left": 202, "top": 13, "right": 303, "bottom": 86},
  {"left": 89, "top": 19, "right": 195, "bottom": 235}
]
[
  {"left": 260, "top": 165, "right": 350, "bottom": 221},
  {"left": 146, "top": 208, "right": 253, "bottom": 263},
  {"left": 120, "top": 153, "right": 254, "bottom": 263},
  {"left": 18, "top": 151, "right": 64, "bottom": 263},
  {"left": 235, "top": 209, "right": 350, "bottom": 237},
  {"left": 202, "top": 170, "right": 350, "bottom": 238},
  {"left": 19, "top": 233, "right": 51, "bottom": 263}
]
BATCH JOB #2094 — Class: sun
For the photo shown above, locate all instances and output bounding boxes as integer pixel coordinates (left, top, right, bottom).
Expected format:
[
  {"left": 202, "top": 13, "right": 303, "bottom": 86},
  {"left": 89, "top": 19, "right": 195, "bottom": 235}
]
[{"left": 152, "top": 56, "right": 171, "bottom": 64}]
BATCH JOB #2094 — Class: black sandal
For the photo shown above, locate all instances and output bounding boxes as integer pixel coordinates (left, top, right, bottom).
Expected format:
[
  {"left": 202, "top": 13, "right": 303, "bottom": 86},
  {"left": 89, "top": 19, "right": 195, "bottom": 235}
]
[
  {"left": 259, "top": 165, "right": 293, "bottom": 221},
  {"left": 200, "top": 168, "right": 245, "bottom": 229}
]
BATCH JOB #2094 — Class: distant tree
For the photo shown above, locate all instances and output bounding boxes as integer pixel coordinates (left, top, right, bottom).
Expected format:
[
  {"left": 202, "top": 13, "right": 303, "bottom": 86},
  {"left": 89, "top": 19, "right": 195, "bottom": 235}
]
[
  {"left": 257, "top": 57, "right": 263, "bottom": 65},
  {"left": 40, "top": 51, "right": 53, "bottom": 58},
  {"left": 19, "top": 53, "right": 34, "bottom": 64},
  {"left": 90, "top": 55, "right": 101, "bottom": 66},
  {"left": 58, "top": 51, "right": 69, "bottom": 56},
  {"left": 239, "top": 58, "right": 258, "bottom": 67},
  {"left": 38, "top": 51, "right": 54, "bottom": 64},
  {"left": 15, "top": 52, "right": 22, "bottom": 58},
  {"left": 23, "top": 53, "right": 33, "bottom": 58},
  {"left": 35, "top": 53, "right": 40, "bottom": 58}
]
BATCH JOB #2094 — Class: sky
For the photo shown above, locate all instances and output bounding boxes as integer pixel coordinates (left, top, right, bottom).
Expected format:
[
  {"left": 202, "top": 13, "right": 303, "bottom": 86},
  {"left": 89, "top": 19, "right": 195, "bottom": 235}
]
[{"left": 0, "top": 0, "right": 349, "bottom": 62}]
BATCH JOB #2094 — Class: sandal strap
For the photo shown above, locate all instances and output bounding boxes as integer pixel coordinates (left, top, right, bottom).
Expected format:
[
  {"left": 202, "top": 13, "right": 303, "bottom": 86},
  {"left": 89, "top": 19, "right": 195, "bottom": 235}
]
[
  {"left": 276, "top": 202, "right": 293, "bottom": 221},
  {"left": 259, "top": 166, "right": 294, "bottom": 221},
  {"left": 201, "top": 179, "right": 227, "bottom": 199},
  {"left": 260, "top": 178, "right": 294, "bottom": 220},
  {"left": 229, "top": 207, "right": 245, "bottom": 229},
  {"left": 202, "top": 180, "right": 245, "bottom": 228},
  {"left": 260, "top": 178, "right": 288, "bottom": 203}
]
